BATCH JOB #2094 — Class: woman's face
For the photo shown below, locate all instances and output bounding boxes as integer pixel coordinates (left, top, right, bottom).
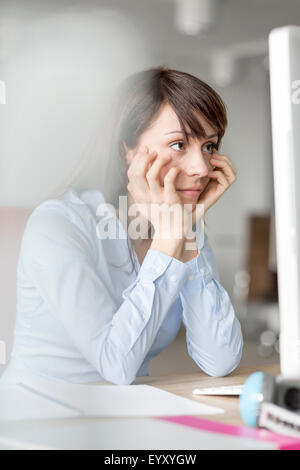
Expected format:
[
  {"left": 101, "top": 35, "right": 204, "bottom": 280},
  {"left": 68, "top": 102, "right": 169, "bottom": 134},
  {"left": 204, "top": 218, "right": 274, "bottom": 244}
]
[{"left": 126, "top": 103, "right": 218, "bottom": 203}]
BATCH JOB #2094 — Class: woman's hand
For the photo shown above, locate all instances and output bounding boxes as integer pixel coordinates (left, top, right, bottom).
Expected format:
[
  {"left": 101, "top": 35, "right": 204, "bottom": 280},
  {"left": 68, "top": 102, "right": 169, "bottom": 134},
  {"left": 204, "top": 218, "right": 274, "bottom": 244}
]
[
  {"left": 197, "top": 151, "right": 237, "bottom": 213},
  {"left": 127, "top": 145, "right": 189, "bottom": 240}
]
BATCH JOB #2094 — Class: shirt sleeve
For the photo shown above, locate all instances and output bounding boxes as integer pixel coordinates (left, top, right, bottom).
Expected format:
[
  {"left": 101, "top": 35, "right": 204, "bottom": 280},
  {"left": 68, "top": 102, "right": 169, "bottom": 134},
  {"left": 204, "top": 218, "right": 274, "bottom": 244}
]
[
  {"left": 180, "top": 232, "right": 243, "bottom": 377},
  {"left": 21, "top": 207, "right": 191, "bottom": 385}
]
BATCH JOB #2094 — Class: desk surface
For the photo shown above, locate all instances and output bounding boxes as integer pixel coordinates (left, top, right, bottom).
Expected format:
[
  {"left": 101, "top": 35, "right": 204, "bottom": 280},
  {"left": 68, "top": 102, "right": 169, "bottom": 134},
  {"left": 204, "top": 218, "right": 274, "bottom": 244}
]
[
  {"left": 134, "top": 362, "right": 281, "bottom": 426},
  {"left": 0, "top": 363, "right": 281, "bottom": 450}
]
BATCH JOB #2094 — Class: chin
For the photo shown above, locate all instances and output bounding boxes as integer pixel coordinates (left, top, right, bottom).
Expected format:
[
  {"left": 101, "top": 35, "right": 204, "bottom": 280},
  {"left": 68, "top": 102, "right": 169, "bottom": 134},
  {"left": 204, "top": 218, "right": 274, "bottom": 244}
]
[{"left": 178, "top": 194, "right": 200, "bottom": 203}]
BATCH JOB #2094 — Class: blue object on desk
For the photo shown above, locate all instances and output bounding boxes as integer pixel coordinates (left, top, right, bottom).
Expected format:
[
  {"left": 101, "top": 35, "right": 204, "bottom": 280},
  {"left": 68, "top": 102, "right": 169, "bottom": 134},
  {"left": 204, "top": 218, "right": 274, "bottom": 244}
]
[{"left": 239, "top": 371, "right": 265, "bottom": 427}]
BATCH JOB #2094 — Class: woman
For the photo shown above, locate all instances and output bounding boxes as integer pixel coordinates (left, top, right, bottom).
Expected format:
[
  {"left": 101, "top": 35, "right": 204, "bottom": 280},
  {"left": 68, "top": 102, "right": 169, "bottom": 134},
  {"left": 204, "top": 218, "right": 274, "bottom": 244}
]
[{"left": 0, "top": 67, "right": 243, "bottom": 385}]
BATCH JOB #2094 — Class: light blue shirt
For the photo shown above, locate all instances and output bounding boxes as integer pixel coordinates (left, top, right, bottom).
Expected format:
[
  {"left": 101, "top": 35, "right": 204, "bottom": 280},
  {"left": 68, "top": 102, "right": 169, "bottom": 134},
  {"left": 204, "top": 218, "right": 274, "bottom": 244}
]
[{"left": 0, "top": 188, "right": 243, "bottom": 386}]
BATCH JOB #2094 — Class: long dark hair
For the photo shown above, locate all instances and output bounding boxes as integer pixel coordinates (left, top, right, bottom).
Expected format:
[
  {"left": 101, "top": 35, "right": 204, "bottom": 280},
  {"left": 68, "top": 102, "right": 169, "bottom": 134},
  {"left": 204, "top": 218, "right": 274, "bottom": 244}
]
[{"left": 103, "top": 66, "right": 228, "bottom": 274}]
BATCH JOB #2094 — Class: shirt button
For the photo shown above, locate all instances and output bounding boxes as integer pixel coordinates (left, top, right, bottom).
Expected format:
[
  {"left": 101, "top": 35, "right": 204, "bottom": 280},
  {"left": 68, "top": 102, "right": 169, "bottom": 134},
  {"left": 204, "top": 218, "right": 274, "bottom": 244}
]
[
  {"left": 200, "top": 268, "right": 205, "bottom": 274},
  {"left": 142, "top": 312, "right": 148, "bottom": 320},
  {"left": 188, "top": 275, "right": 194, "bottom": 281},
  {"left": 170, "top": 275, "right": 177, "bottom": 282},
  {"left": 155, "top": 267, "right": 161, "bottom": 274}
]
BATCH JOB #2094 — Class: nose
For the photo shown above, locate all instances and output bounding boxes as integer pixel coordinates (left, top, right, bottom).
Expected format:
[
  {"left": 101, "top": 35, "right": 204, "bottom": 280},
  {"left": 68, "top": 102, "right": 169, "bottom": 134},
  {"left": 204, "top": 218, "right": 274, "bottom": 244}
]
[{"left": 183, "top": 146, "right": 210, "bottom": 178}]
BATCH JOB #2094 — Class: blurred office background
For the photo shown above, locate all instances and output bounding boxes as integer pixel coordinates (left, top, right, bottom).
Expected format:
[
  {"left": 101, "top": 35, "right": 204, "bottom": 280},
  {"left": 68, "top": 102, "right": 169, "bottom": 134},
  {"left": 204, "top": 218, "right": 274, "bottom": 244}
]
[{"left": 1, "top": 0, "right": 299, "bottom": 376}]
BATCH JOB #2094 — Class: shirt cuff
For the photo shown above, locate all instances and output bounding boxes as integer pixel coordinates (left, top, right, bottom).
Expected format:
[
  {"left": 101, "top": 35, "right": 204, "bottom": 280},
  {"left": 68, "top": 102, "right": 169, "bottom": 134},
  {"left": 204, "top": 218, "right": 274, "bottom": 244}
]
[
  {"left": 184, "top": 250, "right": 213, "bottom": 285},
  {"left": 137, "top": 248, "right": 190, "bottom": 295}
]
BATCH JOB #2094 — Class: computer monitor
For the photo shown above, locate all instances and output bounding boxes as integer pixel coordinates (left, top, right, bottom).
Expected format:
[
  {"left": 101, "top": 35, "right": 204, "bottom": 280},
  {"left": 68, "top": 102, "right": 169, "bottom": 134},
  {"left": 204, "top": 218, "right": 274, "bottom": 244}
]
[{"left": 269, "top": 25, "right": 300, "bottom": 378}]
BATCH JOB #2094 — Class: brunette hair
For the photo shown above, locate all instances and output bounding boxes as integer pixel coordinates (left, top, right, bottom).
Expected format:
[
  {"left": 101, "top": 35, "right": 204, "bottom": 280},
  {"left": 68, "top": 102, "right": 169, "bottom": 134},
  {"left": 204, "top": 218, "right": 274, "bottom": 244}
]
[{"left": 103, "top": 66, "right": 228, "bottom": 273}]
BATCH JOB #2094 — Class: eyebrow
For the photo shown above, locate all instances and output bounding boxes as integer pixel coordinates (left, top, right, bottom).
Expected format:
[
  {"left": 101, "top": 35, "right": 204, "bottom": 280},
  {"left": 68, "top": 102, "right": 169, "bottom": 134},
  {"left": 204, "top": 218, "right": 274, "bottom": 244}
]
[{"left": 164, "top": 131, "right": 218, "bottom": 140}]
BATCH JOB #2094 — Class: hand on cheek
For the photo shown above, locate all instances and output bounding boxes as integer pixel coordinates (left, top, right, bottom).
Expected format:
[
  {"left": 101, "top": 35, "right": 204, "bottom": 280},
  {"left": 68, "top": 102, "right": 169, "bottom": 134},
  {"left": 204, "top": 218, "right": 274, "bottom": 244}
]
[
  {"left": 197, "top": 152, "right": 237, "bottom": 212},
  {"left": 145, "top": 148, "right": 174, "bottom": 187},
  {"left": 159, "top": 162, "right": 174, "bottom": 186}
]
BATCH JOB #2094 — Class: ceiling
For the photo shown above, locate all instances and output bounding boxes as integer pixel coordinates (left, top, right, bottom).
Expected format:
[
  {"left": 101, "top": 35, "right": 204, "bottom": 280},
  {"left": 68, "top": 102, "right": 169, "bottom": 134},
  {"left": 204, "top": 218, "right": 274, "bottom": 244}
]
[{"left": 1, "top": 0, "right": 300, "bottom": 62}]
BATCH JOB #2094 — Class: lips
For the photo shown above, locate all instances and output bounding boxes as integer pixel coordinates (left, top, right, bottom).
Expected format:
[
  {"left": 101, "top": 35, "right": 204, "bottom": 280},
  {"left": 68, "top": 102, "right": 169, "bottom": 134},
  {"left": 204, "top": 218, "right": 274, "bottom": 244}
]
[
  {"left": 177, "top": 188, "right": 202, "bottom": 198},
  {"left": 178, "top": 187, "right": 202, "bottom": 191}
]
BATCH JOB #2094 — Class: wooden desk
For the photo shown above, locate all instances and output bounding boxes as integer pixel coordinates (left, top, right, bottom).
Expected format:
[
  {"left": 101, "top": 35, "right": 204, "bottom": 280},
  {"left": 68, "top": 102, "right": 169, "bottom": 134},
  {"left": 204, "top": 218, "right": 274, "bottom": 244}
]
[{"left": 134, "top": 362, "right": 281, "bottom": 426}]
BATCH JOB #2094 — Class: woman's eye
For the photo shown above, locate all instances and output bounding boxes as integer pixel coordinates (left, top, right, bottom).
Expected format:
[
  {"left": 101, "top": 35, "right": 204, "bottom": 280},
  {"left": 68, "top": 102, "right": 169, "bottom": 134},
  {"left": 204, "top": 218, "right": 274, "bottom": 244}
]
[
  {"left": 203, "top": 142, "right": 217, "bottom": 155},
  {"left": 170, "top": 141, "right": 186, "bottom": 152}
]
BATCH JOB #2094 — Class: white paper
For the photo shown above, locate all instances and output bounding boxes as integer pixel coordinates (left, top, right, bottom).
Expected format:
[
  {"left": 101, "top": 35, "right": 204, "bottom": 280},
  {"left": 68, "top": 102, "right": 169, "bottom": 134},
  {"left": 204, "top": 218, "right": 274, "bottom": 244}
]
[
  {"left": 0, "top": 377, "right": 224, "bottom": 421},
  {"left": 0, "top": 384, "right": 79, "bottom": 421}
]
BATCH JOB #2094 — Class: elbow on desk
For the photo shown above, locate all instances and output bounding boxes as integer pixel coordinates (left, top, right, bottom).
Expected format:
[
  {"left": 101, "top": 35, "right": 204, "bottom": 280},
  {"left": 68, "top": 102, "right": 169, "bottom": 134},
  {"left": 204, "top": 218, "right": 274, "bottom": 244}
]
[
  {"left": 207, "top": 341, "right": 243, "bottom": 378},
  {"left": 97, "top": 349, "right": 137, "bottom": 386},
  {"left": 106, "top": 376, "right": 136, "bottom": 386},
  {"left": 99, "top": 367, "right": 137, "bottom": 386},
  {"left": 206, "top": 355, "right": 242, "bottom": 378},
  {"left": 189, "top": 338, "right": 244, "bottom": 378}
]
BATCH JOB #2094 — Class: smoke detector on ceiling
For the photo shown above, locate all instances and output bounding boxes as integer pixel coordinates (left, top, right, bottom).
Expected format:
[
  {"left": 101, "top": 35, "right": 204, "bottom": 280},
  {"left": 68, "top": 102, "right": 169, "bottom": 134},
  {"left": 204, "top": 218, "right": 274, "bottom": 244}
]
[{"left": 175, "top": 0, "right": 219, "bottom": 36}]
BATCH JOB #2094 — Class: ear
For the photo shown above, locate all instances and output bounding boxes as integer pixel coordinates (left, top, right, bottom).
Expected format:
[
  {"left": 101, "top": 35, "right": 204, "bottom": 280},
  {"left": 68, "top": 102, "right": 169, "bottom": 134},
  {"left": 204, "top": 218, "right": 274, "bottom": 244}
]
[
  {"left": 121, "top": 140, "right": 128, "bottom": 154},
  {"left": 122, "top": 141, "right": 134, "bottom": 166}
]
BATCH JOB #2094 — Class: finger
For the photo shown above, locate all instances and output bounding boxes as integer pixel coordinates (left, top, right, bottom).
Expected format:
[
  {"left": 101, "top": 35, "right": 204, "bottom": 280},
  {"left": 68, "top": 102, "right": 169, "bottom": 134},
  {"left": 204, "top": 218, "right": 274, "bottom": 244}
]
[
  {"left": 211, "top": 153, "right": 237, "bottom": 177},
  {"left": 163, "top": 167, "right": 181, "bottom": 201},
  {"left": 146, "top": 155, "right": 172, "bottom": 194},
  {"left": 127, "top": 147, "right": 157, "bottom": 178},
  {"left": 127, "top": 149, "right": 158, "bottom": 193},
  {"left": 207, "top": 169, "right": 229, "bottom": 189},
  {"left": 133, "top": 150, "right": 158, "bottom": 178},
  {"left": 210, "top": 158, "right": 237, "bottom": 183}
]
